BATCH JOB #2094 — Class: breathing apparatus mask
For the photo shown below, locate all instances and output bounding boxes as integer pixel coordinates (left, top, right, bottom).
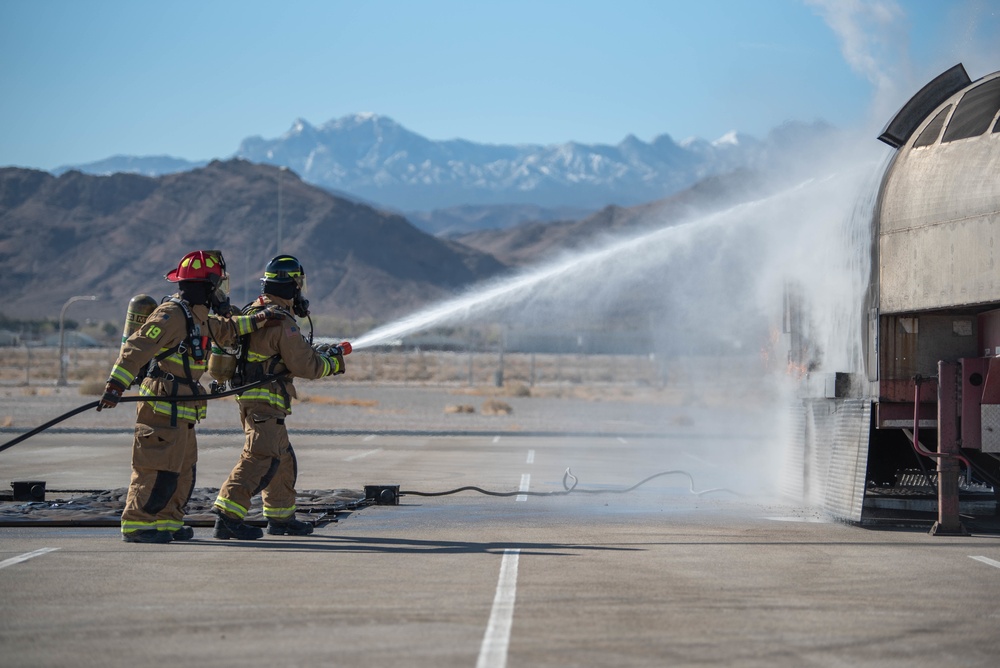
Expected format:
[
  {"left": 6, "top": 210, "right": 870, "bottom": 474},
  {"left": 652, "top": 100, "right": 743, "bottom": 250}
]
[
  {"left": 293, "top": 293, "right": 310, "bottom": 318},
  {"left": 208, "top": 272, "right": 232, "bottom": 315}
]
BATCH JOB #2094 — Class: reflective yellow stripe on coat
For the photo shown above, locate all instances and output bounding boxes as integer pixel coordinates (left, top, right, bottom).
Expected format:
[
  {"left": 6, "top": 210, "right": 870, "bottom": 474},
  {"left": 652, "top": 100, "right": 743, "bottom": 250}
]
[{"left": 138, "top": 384, "right": 206, "bottom": 422}]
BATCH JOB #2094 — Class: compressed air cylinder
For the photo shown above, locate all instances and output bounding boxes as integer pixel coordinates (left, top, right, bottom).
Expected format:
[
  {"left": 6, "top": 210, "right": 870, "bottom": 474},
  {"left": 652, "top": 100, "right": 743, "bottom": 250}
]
[
  {"left": 208, "top": 347, "right": 236, "bottom": 384},
  {"left": 122, "top": 295, "right": 158, "bottom": 345}
]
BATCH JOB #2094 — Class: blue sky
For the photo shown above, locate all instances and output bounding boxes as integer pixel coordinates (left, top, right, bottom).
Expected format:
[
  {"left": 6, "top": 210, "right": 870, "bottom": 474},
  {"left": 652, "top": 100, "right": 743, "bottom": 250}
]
[{"left": 1, "top": 0, "right": 998, "bottom": 171}]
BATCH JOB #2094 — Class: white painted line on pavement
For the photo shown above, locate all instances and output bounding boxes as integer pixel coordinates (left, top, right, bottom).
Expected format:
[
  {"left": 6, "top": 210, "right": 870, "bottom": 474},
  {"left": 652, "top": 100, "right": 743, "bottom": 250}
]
[
  {"left": 0, "top": 547, "right": 59, "bottom": 570},
  {"left": 516, "top": 474, "right": 530, "bottom": 502},
  {"left": 493, "top": 435, "right": 501, "bottom": 444},
  {"left": 970, "top": 555, "right": 1000, "bottom": 569},
  {"left": 617, "top": 437, "right": 628, "bottom": 444},
  {"left": 362, "top": 434, "right": 376, "bottom": 442},
  {"left": 477, "top": 548, "right": 521, "bottom": 668},
  {"left": 344, "top": 448, "right": 382, "bottom": 462},
  {"left": 526, "top": 449, "right": 535, "bottom": 464}
]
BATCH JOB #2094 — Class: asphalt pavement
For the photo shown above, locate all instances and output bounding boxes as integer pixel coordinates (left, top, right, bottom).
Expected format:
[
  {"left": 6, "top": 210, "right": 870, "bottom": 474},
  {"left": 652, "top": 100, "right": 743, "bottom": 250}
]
[{"left": 2, "top": 387, "right": 1000, "bottom": 667}]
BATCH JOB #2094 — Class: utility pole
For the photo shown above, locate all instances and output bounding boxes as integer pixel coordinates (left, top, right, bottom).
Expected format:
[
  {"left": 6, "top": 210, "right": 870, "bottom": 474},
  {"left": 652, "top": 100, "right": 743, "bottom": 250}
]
[
  {"left": 495, "top": 325, "right": 505, "bottom": 387},
  {"left": 277, "top": 166, "right": 287, "bottom": 252},
  {"left": 58, "top": 295, "right": 98, "bottom": 386}
]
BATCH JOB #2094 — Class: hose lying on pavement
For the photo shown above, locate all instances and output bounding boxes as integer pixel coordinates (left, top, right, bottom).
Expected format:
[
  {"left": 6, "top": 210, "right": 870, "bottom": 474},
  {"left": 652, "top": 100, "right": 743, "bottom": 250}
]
[
  {"left": 4, "top": 386, "right": 740, "bottom": 500},
  {"left": 401, "top": 468, "right": 740, "bottom": 498}
]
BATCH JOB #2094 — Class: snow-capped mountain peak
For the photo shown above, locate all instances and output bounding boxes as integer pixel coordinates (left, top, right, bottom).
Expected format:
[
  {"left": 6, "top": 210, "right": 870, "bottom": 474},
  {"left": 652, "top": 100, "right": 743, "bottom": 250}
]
[
  {"left": 712, "top": 131, "right": 741, "bottom": 147},
  {"left": 57, "top": 115, "right": 837, "bottom": 211},
  {"left": 284, "top": 118, "right": 316, "bottom": 138}
]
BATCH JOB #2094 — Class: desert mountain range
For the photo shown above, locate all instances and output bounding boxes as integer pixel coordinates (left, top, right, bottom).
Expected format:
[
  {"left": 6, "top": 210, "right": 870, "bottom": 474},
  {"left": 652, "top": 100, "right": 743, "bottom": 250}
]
[
  {"left": 0, "top": 161, "right": 502, "bottom": 324},
  {"left": 0, "top": 158, "right": 774, "bottom": 326},
  {"left": 56, "top": 114, "right": 839, "bottom": 230}
]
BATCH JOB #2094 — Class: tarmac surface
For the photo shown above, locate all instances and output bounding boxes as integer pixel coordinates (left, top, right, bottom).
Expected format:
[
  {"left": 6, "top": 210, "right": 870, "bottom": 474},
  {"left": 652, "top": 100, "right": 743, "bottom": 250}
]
[{"left": 2, "top": 384, "right": 1000, "bottom": 667}]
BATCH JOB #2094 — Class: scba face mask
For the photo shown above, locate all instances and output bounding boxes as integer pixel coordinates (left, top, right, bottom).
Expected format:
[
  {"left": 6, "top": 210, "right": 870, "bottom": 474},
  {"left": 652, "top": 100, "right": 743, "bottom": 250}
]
[
  {"left": 210, "top": 274, "right": 232, "bottom": 315},
  {"left": 291, "top": 274, "right": 308, "bottom": 317},
  {"left": 293, "top": 293, "right": 310, "bottom": 318}
]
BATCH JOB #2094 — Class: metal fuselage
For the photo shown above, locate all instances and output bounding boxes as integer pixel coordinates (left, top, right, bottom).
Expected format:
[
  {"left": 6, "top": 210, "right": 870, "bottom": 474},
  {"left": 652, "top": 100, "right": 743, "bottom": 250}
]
[{"left": 799, "top": 65, "right": 1000, "bottom": 524}]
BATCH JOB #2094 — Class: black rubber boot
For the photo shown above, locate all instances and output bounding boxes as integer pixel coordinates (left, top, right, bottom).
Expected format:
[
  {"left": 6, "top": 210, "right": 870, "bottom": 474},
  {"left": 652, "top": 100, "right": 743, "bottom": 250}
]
[
  {"left": 267, "top": 517, "right": 314, "bottom": 536},
  {"left": 213, "top": 512, "right": 263, "bottom": 540},
  {"left": 172, "top": 526, "right": 194, "bottom": 541},
  {"left": 122, "top": 529, "right": 172, "bottom": 544}
]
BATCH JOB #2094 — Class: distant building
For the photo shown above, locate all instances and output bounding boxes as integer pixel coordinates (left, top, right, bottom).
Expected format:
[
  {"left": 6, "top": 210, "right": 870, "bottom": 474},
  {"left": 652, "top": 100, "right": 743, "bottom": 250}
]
[
  {"left": 42, "top": 331, "right": 103, "bottom": 348},
  {"left": 0, "top": 329, "right": 20, "bottom": 346}
]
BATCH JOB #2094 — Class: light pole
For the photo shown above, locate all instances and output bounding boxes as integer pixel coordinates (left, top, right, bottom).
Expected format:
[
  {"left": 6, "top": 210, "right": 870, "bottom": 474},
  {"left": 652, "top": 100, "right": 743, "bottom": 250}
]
[
  {"left": 277, "top": 166, "right": 287, "bottom": 252},
  {"left": 58, "top": 295, "right": 98, "bottom": 386}
]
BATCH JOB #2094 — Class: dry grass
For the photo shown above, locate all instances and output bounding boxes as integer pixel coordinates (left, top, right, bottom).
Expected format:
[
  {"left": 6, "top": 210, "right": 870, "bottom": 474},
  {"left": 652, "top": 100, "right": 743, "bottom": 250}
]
[
  {"left": 0, "top": 346, "right": 778, "bottom": 409},
  {"left": 0, "top": 347, "right": 669, "bottom": 387},
  {"left": 298, "top": 395, "right": 379, "bottom": 408},
  {"left": 481, "top": 399, "right": 513, "bottom": 415},
  {"left": 78, "top": 380, "right": 106, "bottom": 396}
]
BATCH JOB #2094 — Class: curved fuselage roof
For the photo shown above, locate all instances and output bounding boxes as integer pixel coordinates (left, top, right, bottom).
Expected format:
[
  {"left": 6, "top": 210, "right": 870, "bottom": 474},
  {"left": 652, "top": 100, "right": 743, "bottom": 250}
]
[{"left": 877, "top": 69, "right": 1000, "bottom": 314}]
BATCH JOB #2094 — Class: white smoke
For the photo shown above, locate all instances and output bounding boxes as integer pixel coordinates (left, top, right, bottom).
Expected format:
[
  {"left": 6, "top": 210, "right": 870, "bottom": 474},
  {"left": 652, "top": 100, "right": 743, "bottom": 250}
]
[
  {"left": 937, "top": 1, "right": 1000, "bottom": 88},
  {"left": 348, "top": 1, "right": 997, "bottom": 506},
  {"left": 804, "top": 0, "right": 911, "bottom": 130},
  {"left": 805, "top": 0, "right": 906, "bottom": 84},
  {"left": 807, "top": 0, "right": 1000, "bottom": 130}
]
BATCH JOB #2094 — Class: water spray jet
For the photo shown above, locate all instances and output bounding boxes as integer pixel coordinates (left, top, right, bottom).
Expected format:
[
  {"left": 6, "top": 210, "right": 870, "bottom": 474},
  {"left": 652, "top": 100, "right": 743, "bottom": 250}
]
[{"left": 349, "top": 171, "right": 864, "bottom": 355}]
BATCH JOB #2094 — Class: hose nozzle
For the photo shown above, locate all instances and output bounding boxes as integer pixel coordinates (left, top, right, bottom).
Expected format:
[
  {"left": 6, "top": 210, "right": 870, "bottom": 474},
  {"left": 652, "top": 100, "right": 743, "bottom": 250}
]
[{"left": 314, "top": 341, "right": 353, "bottom": 356}]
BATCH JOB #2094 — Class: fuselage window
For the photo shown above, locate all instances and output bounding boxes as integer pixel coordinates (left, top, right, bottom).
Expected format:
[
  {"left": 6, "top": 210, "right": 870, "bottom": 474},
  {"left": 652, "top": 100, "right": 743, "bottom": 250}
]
[
  {"left": 913, "top": 106, "right": 951, "bottom": 147},
  {"left": 942, "top": 77, "right": 1000, "bottom": 143}
]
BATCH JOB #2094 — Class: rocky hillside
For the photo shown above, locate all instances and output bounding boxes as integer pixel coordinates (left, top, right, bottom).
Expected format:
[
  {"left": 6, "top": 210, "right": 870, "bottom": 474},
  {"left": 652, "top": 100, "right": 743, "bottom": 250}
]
[
  {"left": 0, "top": 160, "right": 506, "bottom": 323},
  {"left": 453, "top": 169, "right": 773, "bottom": 266}
]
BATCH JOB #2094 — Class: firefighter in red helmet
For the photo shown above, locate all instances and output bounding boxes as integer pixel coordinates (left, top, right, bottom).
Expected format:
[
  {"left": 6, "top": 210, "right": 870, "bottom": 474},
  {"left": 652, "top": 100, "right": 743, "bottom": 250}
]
[
  {"left": 213, "top": 255, "right": 346, "bottom": 540},
  {"left": 99, "top": 250, "right": 280, "bottom": 544}
]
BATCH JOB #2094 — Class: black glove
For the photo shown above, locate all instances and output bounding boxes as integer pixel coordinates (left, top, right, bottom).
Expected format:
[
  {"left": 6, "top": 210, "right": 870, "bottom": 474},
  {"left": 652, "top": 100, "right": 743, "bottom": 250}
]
[
  {"left": 315, "top": 341, "right": 351, "bottom": 355},
  {"left": 97, "top": 379, "right": 127, "bottom": 411},
  {"left": 324, "top": 351, "right": 346, "bottom": 375}
]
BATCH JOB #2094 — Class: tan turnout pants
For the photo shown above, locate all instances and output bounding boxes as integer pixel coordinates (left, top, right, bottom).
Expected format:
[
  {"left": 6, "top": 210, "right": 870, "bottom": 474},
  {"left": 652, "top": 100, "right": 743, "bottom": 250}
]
[
  {"left": 214, "top": 402, "right": 298, "bottom": 521},
  {"left": 121, "top": 402, "right": 198, "bottom": 536}
]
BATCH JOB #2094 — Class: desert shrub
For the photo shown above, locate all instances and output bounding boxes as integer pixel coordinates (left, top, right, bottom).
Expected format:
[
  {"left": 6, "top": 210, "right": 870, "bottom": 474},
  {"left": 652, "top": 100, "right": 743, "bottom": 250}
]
[
  {"left": 481, "top": 399, "right": 513, "bottom": 415},
  {"left": 78, "top": 380, "right": 106, "bottom": 396}
]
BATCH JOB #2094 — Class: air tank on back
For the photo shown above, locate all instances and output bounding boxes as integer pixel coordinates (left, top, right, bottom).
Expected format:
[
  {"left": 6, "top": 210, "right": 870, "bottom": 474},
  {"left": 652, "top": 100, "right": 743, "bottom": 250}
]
[{"left": 121, "top": 294, "right": 158, "bottom": 345}]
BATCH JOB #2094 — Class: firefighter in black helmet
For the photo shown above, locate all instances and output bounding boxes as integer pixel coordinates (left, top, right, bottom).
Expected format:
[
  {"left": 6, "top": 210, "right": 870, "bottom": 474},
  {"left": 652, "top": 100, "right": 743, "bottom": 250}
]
[{"left": 213, "top": 255, "right": 346, "bottom": 540}]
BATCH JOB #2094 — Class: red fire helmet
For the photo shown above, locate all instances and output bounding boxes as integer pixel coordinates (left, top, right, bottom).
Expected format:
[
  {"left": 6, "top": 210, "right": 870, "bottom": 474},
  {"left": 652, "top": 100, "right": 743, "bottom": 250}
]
[{"left": 165, "top": 250, "right": 227, "bottom": 290}]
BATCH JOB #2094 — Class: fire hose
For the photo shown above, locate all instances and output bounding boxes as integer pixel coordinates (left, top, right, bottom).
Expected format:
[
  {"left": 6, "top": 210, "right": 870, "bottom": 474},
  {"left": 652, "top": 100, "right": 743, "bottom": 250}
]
[
  {"left": 1, "top": 340, "right": 352, "bottom": 455},
  {"left": 400, "top": 468, "right": 739, "bottom": 498},
  {"left": 3, "top": 337, "right": 737, "bottom": 505},
  {"left": 0, "top": 465, "right": 739, "bottom": 529},
  {"left": 3, "top": 385, "right": 741, "bottom": 505},
  {"left": 0, "top": 374, "right": 287, "bottom": 455}
]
